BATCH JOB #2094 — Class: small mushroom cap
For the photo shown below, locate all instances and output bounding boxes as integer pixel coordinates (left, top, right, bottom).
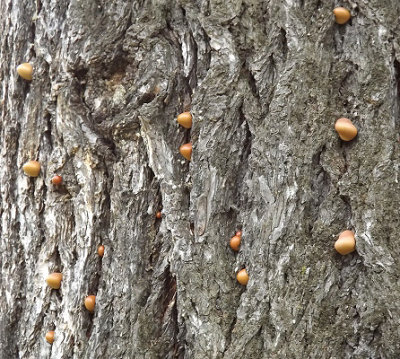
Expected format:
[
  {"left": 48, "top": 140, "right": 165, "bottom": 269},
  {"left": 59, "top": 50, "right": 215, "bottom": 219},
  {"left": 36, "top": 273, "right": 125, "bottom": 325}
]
[
  {"left": 179, "top": 143, "right": 192, "bottom": 161},
  {"left": 333, "top": 7, "right": 351, "bottom": 24},
  {"left": 46, "top": 273, "right": 63, "bottom": 289},
  {"left": 335, "top": 118, "right": 357, "bottom": 141},
  {"left": 45, "top": 331, "right": 55, "bottom": 344},
  {"left": 17, "top": 63, "right": 33, "bottom": 80},
  {"left": 177, "top": 112, "right": 192, "bottom": 129},
  {"left": 156, "top": 211, "right": 162, "bottom": 219},
  {"left": 22, "top": 160, "right": 41, "bottom": 177},
  {"left": 236, "top": 268, "right": 249, "bottom": 285},
  {"left": 51, "top": 175, "right": 63, "bottom": 185},
  {"left": 230, "top": 235, "right": 241, "bottom": 251},
  {"left": 85, "top": 295, "right": 96, "bottom": 312},
  {"left": 97, "top": 245, "right": 105, "bottom": 257},
  {"left": 334, "top": 230, "right": 356, "bottom": 255}
]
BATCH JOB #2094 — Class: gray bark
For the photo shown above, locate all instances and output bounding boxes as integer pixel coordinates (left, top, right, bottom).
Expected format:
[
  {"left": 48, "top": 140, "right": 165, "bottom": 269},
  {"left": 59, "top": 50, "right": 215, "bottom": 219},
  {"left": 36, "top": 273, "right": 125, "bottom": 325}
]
[{"left": 1, "top": 0, "right": 400, "bottom": 358}]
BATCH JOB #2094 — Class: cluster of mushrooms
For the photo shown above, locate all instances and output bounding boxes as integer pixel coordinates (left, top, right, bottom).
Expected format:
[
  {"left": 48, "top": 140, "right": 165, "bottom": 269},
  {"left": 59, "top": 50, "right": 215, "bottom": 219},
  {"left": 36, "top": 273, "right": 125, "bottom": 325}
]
[
  {"left": 227, "top": 6, "right": 357, "bottom": 288},
  {"left": 16, "top": 5, "right": 357, "bottom": 345},
  {"left": 17, "top": 64, "right": 105, "bottom": 345},
  {"left": 332, "top": 6, "right": 357, "bottom": 256}
]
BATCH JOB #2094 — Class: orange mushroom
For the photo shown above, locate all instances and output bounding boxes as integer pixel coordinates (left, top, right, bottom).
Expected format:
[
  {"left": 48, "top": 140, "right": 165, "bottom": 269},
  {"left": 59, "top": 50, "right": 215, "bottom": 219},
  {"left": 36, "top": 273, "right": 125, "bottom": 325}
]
[
  {"left": 45, "top": 331, "right": 55, "bottom": 344},
  {"left": 236, "top": 268, "right": 249, "bottom": 285},
  {"left": 177, "top": 112, "right": 192, "bottom": 129},
  {"left": 17, "top": 63, "right": 33, "bottom": 80},
  {"left": 98, "top": 245, "right": 105, "bottom": 257},
  {"left": 334, "top": 230, "right": 356, "bottom": 255},
  {"left": 335, "top": 118, "right": 357, "bottom": 141},
  {"left": 84, "top": 295, "right": 96, "bottom": 312},
  {"left": 22, "top": 160, "right": 41, "bottom": 177},
  {"left": 51, "top": 175, "right": 62, "bottom": 185},
  {"left": 179, "top": 143, "right": 192, "bottom": 161},
  {"left": 45, "top": 273, "right": 63, "bottom": 289},
  {"left": 230, "top": 235, "right": 241, "bottom": 252},
  {"left": 333, "top": 7, "right": 351, "bottom": 24}
]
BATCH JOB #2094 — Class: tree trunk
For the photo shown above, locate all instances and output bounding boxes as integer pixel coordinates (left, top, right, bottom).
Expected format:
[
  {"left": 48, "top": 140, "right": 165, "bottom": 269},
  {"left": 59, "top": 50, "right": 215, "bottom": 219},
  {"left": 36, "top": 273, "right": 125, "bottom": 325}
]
[{"left": 1, "top": 0, "right": 400, "bottom": 358}]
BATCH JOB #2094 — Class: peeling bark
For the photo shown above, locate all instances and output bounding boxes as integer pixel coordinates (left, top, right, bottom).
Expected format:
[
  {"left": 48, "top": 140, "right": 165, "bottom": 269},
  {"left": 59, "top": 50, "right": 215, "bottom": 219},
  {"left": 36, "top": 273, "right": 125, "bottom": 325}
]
[{"left": 1, "top": 1, "right": 400, "bottom": 358}]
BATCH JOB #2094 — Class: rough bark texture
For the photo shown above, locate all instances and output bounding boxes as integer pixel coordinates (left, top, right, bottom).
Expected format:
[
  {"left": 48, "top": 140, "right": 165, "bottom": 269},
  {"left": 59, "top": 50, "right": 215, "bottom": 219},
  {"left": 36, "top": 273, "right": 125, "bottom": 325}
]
[{"left": 1, "top": 0, "right": 400, "bottom": 358}]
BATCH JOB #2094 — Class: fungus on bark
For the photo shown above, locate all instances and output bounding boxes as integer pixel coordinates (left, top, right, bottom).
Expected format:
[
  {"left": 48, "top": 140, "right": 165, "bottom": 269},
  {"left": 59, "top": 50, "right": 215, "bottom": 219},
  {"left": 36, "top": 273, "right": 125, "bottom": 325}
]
[
  {"left": 84, "top": 295, "right": 96, "bottom": 312},
  {"left": 179, "top": 143, "right": 192, "bottom": 161},
  {"left": 334, "top": 230, "right": 356, "bottom": 255},
  {"left": 335, "top": 118, "right": 357, "bottom": 141},
  {"left": 333, "top": 7, "right": 351, "bottom": 25},
  {"left": 230, "top": 235, "right": 241, "bottom": 252},
  {"left": 45, "top": 331, "right": 55, "bottom": 344},
  {"left": 51, "top": 175, "right": 63, "bottom": 185},
  {"left": 45, "top": 273, "right": 63, "bottom": 289},
  {"left": 237, "top": 269, "right": 249, "bottom": 285},
  {"left": 177, "top": 112, "right": 192, "bottom": 129},
  {"left": 98, "top": 245, "right": 105, "bottom": 257},
  {"left": 17, "top": 63, "right": 33, "bottom": 80},
  {"left": 22, "top": 160, "right": 41, "bottom": 177}
]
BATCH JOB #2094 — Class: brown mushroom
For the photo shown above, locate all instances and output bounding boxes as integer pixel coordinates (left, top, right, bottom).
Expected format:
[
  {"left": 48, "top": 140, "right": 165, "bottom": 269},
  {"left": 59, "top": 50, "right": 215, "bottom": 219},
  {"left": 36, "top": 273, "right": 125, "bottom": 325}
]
[
  {"left": 334, "top": 230, "right": 356, "bottom": 255},
  {"left": 333, "top": 7, "right": 351, "bottom": 25},
  {"left": 22, "top": 160, "right": 41, "bottom": 177},
  {"left": 335, "top": 118, "right": 357, "bottom": 141},
  {"left": 177, "top": 112, "right": 192, "bottom": 129},
  {"left": 45, "top": 273, "right": 63, "bottom": 289},
  {"left": 230, "top": 235, "right": 241, "bottom": 252},
  {"left": 84, "top": 295, "right": 96, "bottom": 312},
  {"left": 17, "top": 63, "right": 33, "bottom": 80},
  {"left": 179, "top": 143, "right": 192, "bottom": 161},
  {"left": 98, "top": 245, "right": 105, "bottom": 257},
  {"left": 236, "top": 268, "right": 249, "bottom": 285},
  {"left": 45, "top": 331, "right": 55, "bottom": 344}
]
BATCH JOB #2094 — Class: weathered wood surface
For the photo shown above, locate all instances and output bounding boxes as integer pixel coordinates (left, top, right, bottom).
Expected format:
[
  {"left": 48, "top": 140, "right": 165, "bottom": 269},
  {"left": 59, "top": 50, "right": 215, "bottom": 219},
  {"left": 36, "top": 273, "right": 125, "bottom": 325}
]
[{"left": 1, "top": 0, "right": 400, "bottom": 358}]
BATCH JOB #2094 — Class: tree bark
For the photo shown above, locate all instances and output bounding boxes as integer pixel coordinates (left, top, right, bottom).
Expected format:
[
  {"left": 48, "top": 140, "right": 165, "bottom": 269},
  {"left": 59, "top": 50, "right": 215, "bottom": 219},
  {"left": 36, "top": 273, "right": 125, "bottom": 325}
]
[{"left": 1, "top": 0, "right": 400, "bottom": 358}]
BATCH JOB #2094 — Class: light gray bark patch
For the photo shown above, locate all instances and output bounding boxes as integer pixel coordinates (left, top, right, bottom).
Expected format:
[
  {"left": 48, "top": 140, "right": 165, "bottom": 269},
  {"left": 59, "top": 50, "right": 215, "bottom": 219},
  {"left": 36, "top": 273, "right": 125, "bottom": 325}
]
[{"left": 195, "top": 194, "right": 207, "bottom": 236}]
